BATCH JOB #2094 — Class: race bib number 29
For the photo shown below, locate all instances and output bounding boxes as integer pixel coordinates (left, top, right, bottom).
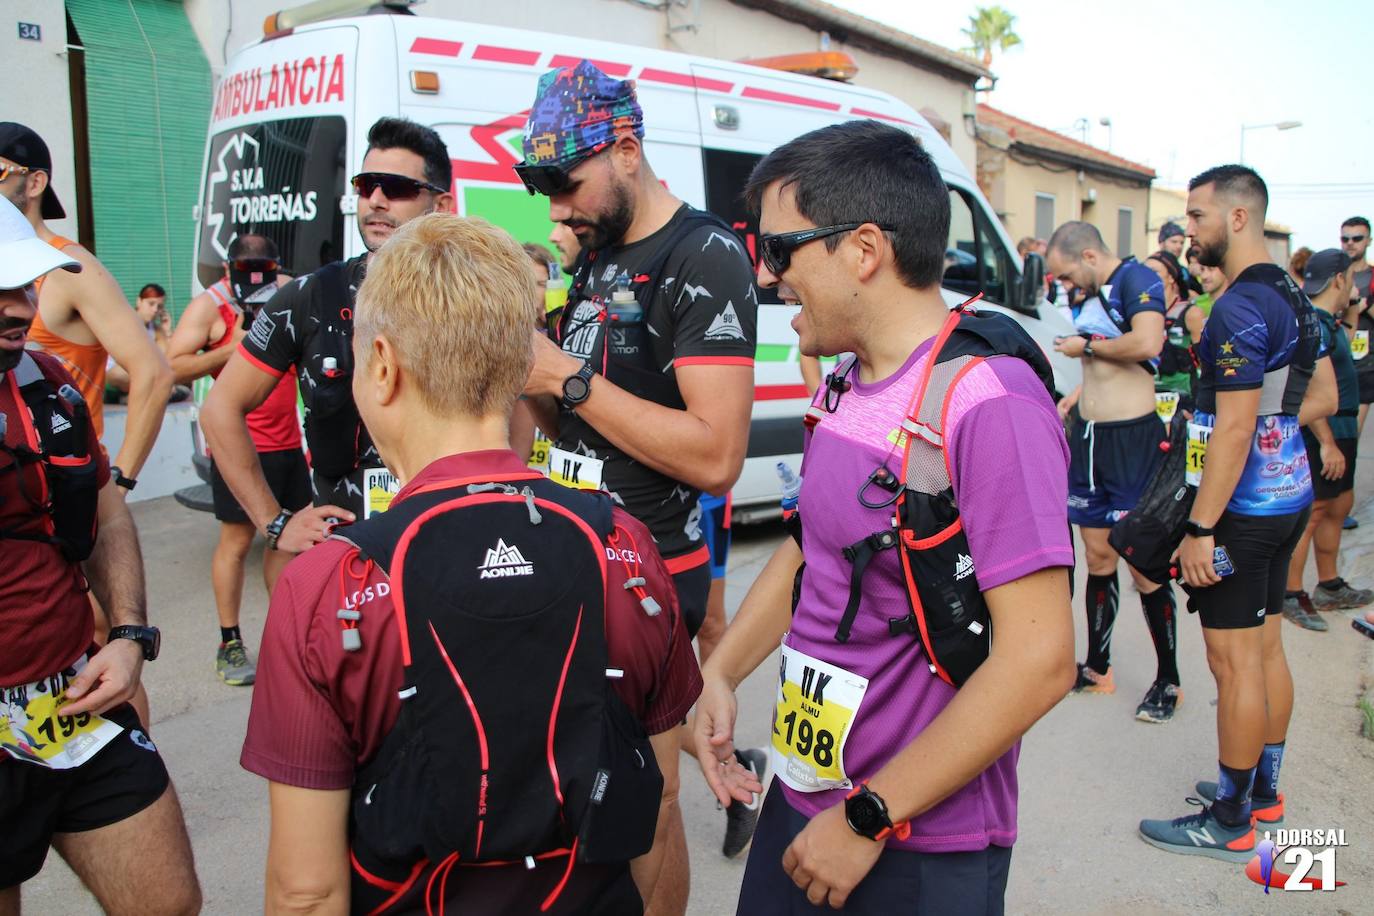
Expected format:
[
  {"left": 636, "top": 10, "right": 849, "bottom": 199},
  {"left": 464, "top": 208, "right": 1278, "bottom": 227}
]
[{"left": 771, "top": 641, "right": 868, "bottom": 792}]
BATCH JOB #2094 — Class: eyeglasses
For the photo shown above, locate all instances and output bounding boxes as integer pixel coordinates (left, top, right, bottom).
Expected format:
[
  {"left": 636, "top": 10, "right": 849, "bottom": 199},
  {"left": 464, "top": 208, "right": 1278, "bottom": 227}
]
[
  {"left": 0, "top": 164, "right": 31, "bottom": 183},
  {"left": 759, "top": 223, "right": 896, "bottom": 276},
  {"left": 351, "top": 172, "right": 447, "bottom": 201},
  {"left": 231, "top": 258, "right": 278, "bottom": 273},
  {"left": 514, "top": 151, "right": 598, "bottom": 197},
  {"left": 1342, "top": 234, "right": 1368, "bottom": 243}
]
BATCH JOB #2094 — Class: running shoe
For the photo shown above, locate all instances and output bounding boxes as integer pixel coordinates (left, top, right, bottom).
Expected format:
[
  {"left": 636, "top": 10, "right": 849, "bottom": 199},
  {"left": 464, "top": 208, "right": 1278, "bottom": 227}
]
[
  {"left": 216, "top": 639, "right": 257, "bottom": 686},
  {"left": 1071, "top": 663, "right": 1115, "bottom": 694},
  {"left": 722, "top": 747, "right": 767, "bottom": 859},
  {"left": 1138, "top": 798, "right": 1256, "bottom": 863},
  {"left": 1282, "top": 592, "right": 1328, "bottom": 631},
  {"left": 1312, "top": 578, "right": 1374, "bottom": 610},
  {"left": 1135, "top": 680, "right": 1182, "bottom": 724},
  {"left": 1343, "top": 516, "right": 1358, "bottom": 530},
  {"left": 1194, "top": 781, "right": 1285, "bottom": 825}
]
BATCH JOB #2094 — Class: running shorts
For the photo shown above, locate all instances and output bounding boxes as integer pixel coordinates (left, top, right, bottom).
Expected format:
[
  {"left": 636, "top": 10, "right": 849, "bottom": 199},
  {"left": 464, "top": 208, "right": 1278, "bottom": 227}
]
[
  {"left": 1189, "top": 508, "right": 1310, "bottom": 629},
  {"left": 0, "top": 702, "right": 169, "bottom": 888},
  {"left": 210, "top": 449, "right": 312, "bottom": 525},
  {"left": 737, "top": 783, "right": 1012, "bottom": 915},
  {"left": 1301, "top": 430, "right": 1357, "bottom": 501},
  {"left": 1068, "top": 411, "right": 1168, "bottom": 528},
  {"left": 672, "top": 563, "right": 711, "bottom": 640},
  {"left": 699, "top": 492, "right": 732, "bottom": 581}
]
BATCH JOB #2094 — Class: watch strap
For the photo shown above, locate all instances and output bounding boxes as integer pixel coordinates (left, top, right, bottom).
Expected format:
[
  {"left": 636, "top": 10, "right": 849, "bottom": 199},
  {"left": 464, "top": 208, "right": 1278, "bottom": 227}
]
[
  {"left": 561, "top": 363, "right": 596, "bottom": 410},
  {"left": 266, "top": 509, "right": 294, "bottom": 550},
  {"left": 108, "top": 625, "right": 159, "bottom": 661},
  {"left": 1185, "top": 520, "right": 1214, "bottom": 538},
  {"left": 110, "top": 466, "right": 137, "bottom": 491}
]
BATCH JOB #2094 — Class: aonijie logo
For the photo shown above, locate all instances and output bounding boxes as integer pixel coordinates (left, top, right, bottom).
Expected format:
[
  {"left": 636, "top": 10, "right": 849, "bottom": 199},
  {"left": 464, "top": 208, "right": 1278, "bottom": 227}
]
[
  {"left": 479, "top": 539, "right": 534, "bottom": 579},
  {"left": 1244, "top": 828, "right": 1349, "bottom": 893}
]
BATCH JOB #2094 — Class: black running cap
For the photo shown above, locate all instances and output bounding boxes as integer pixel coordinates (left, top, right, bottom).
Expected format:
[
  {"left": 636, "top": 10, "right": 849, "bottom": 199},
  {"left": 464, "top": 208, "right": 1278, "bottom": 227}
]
[
  {"left": 0, "top": 122, "right": 66, "bottom": 220},
  {"left": 1302, "top": 248, "right": 1352, "bottom": 296}
]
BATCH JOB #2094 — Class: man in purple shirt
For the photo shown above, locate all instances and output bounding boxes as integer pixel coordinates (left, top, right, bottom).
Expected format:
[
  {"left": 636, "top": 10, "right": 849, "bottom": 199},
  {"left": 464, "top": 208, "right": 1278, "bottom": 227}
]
[{"left": 692, "top": 119, "right": 1076, "bottom": 913}]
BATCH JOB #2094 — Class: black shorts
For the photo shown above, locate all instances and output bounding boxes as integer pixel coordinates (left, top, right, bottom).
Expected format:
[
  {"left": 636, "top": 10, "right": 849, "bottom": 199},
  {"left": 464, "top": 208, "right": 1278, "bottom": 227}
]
[
  {"left": 0, "top": 703, "right": 169, "bottom": 888},
  {"left": 672, "top": 563, "right": 711, "bottom": 640},
  {"left": 1359, "top": 371, "right": 1374, "bottom": 405},
  {"left": 737, "top": 783, "right": 1012, "bottom": 915},
  {"left": 1301, "top": 430, "right": 1357, "bottom": 501},
  {"left": 211, "top": 449, "right": 311, "bottom": 524},
  {"left": 1189, "top": 508, "right": 1310, "bottom": 630},
  {"left": 1068, "top": 411, "right": 1167, "bottom": 528}
]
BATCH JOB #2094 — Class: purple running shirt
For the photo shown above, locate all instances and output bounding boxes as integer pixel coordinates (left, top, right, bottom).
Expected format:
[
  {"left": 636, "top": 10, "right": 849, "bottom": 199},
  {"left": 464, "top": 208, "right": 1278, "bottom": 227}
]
[{"left": 781, "top": 336, "right": 1072, "bottom": 852}]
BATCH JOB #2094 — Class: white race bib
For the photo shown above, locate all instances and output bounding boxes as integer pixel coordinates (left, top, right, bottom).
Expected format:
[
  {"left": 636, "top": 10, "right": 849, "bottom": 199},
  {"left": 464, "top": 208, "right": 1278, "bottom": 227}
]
[
  {"left": 1186, "top": 419, "right": 1212, "bottom": 487},
  {"left": 1155, "top": 391, "right": 1180, "bottom": 424},
  {"left": 770, "top": 640, "right": 869, "bottom": 793},
  {"left": 548, "top": 446, "right": 604, "bottom": 491},
  {"left": 364, "top": 468, "right": 401, "bottom": 519}
]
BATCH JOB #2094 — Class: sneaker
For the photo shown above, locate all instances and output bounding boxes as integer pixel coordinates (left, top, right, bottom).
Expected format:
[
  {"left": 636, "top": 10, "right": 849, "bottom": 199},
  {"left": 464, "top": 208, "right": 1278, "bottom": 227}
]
[
  {"left": 1312, "top": 578, "right": 1374, "bottom": 610},
  {"left": 1071, "top": 663, "right": 1115, "bottom": 694},
  {"left": 1138, "top": 798, "right": 1256, "bottom": 863},
  {"left": 1194, "top": 781, "right": 1285, "bottom": 825},
  {"left": 1135, "top": 680, "right": 1182, "bottom": 724},
  {"left": 1282, "top": 592, "right": 1328, "bottom": 631},
  {"left": 722, "top": 748, "right": 767, "bottom": 859},
  {"left": 216, "top": 639, "right": 257, "bottom": 686},
  {"left": 1343, "top": 516, "right": 1358, "bottom": 530}
]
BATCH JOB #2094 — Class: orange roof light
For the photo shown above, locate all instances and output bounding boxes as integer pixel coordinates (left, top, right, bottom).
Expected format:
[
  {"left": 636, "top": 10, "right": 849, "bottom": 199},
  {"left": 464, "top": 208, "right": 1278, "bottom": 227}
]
[{"left": 745, "top": 51, "right": 858, "bottom": 82}]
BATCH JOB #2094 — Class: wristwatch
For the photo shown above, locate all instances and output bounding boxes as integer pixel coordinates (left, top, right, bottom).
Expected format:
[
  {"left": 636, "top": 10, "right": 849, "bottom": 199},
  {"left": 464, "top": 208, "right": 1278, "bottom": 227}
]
[
  {"left": 1082, "top": 340, "right": 1096, "bottom": 359},
  {"left": 561, "top": 363, "right": 596, "bottom": 410},
  {"left": 108, "top": 625, "right": 161, "bottom": 661},
  {"left": 844, "top": 783, "right": 910, "bottom": 841},
  {"left": 110, "top": 466, "right": 138, "bottom": 491},
  {"left": 265, "top": 508, "right": 294, "bottom": 551},
  {"left": 1184, "top": 520, "right": 1214, "bottom": 538}
]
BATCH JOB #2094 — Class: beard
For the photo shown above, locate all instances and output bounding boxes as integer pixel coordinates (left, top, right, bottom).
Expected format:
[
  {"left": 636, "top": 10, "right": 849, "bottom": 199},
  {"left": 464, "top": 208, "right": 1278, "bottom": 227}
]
[
  {"left": 1195, "top": 233, "right": 1228, "bottom": 268},
  {"left": 0, "top": 317, "right": 27, "bottom": 374},
  {"left": 567, "top": 179, "right": 634, "bottom": 251}
]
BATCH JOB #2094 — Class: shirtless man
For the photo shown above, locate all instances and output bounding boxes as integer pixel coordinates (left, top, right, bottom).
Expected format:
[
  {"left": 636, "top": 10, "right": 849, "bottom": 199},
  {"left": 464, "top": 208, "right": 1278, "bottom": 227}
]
[
  {"left": 1047, "top": 222, "right": 1181, "bottom": 724},
  {"left": 0, "top": 122, "right": 171, "bottom": 487}
]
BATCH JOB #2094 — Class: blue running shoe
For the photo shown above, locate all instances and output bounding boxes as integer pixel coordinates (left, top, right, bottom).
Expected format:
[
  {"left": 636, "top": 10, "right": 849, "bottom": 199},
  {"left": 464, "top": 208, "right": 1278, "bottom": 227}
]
[{"left": 1139, "top": 797, "right": 1256, "bottom": 863}]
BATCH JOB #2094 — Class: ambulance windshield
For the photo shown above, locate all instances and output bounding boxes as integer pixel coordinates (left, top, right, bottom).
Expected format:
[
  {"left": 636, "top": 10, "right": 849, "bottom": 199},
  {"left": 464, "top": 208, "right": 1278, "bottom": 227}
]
[{"left": 196, "top": 116, "right": 347, "bottom": 291}]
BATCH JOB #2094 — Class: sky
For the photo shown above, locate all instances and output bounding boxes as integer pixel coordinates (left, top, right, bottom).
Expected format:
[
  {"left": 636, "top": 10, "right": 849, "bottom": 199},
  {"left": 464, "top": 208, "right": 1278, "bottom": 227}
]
[{"left": 835, "top": 0, "right": 1374, "bottom": 253}]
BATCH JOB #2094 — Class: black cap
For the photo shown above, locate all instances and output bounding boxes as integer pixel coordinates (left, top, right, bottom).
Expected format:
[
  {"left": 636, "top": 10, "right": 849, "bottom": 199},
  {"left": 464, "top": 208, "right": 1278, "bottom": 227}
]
[
  {"left": 1302, "top": 248, "right": 1353, "bottom": 296},
  {"left": 1158, "top": 222, "right": 1185, "bottom": 243},
  {"left": 0, "top": 122, "right": 66, "bottom": 220}
]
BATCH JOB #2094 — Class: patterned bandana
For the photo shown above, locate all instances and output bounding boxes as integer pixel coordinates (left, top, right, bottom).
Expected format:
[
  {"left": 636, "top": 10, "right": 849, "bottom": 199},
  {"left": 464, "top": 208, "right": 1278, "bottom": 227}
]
[{"left": 522, "top": 60, "right": 644, "bottom": 168}]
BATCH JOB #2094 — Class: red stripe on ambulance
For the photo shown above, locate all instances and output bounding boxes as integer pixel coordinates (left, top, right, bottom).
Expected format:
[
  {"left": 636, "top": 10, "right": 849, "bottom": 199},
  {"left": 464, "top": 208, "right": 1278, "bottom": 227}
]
[{"left": 409, "top": 38, "right": 463, "bottom": 57}]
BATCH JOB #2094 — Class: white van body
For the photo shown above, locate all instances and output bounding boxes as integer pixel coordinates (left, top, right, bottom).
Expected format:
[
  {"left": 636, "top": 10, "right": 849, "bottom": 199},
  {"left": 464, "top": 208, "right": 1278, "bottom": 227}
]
[{"left": 193, "top": 13, "right": 1079, "bottom": 517}]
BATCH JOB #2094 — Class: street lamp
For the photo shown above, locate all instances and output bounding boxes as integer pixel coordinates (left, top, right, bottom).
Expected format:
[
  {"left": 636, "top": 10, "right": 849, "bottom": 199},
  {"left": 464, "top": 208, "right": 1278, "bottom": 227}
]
[{"left": 1239, "top": 121, "right": 1302, "bottom": 164}]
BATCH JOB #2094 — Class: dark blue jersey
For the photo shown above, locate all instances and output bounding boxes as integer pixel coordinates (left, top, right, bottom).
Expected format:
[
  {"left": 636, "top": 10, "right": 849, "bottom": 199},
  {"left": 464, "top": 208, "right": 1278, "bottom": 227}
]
[{"left": 1074, "top": 258, "right": 1166, "bottom": 372}]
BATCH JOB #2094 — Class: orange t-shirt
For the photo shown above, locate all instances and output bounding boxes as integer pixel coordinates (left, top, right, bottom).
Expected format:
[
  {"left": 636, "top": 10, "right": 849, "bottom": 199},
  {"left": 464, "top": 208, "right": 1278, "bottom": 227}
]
[{"left": 31, "top": 236, "right": 108, "bottom": 439}]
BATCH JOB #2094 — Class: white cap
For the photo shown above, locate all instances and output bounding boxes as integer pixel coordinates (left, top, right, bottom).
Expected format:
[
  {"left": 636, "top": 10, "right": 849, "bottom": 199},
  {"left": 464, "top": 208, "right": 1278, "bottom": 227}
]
[{"left": 0, "top": 195, "right": 80, "bottom": 289}]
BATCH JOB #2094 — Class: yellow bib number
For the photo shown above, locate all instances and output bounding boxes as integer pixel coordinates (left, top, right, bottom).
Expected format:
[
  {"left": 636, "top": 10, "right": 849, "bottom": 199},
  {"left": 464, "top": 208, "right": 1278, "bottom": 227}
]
[
  {"left": 1352, "top": 330, "right": 1369, "bottom": 362},
  {"left": 364, "top": 468, "right": 401, "bottom": 520},
  {"left": 1186, "top": 420, "right": 1212, "bottom": 487},
  {"left": 1155, "top": 391, "right": 1180, "bottom": 423},
  {"left": 1, "top": 664, "right": 122, "bottom": 769},
  {"left": 528, "top": 430, "right": 552, "bottom": 471},
  {"left": 770, "top": 642, "right": 868, "bottom": 792}
]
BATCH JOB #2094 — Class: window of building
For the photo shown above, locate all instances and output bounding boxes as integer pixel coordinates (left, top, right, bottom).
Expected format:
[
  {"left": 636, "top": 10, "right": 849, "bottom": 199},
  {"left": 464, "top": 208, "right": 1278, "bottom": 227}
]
[
  {"left": 1117, "top": 207, "right": 1134, "bottom": 258},
  {"left": 1034, "top": 193, "right": 1056, "bottom": 240}
]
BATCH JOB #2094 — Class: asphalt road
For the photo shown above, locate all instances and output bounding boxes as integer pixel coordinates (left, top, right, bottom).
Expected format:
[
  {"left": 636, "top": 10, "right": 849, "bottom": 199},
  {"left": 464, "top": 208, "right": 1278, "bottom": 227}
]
[{"left": 20, "top": 451, "right": 1374, "bottom": 915}]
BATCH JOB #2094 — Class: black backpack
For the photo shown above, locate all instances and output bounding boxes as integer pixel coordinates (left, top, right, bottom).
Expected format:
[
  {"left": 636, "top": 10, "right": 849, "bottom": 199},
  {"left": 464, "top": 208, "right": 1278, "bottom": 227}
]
[
  {"left": 338, "top": 474, "right": 662, "bottom": 913},
  {"left": 1109, "top": 416, "right": 1193, "bottom": 585}
]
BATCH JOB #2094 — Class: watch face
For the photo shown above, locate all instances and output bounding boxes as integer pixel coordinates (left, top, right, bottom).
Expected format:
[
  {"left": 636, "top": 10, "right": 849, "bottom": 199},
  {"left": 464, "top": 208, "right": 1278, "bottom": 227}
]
[
  {"left": 564, "top": 375, "right": 590, "bottom": 403},
  {"left": 846, "top": 794, "right": 885, "bottom": 836}
]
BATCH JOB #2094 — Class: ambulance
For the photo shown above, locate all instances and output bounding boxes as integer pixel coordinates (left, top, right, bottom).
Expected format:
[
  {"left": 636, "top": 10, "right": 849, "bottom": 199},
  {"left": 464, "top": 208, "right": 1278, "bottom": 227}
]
[{"left": 192, "top": 8, "right": 1079, "bottom": 518}]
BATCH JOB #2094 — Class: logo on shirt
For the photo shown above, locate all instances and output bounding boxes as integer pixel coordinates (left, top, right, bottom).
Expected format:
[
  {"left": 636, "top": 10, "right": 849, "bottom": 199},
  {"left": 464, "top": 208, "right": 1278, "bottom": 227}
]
[
  {"left": 128, "top": 729, "right": 157, "bottom": 753},
  {"left": 49, "top": 413, "right": 71, "bottom": 435},
  {"left": 954, "top": 553, "right": 975, "bottom": 581},
  {"left": 705, "top": 302, "right": 746, "bottom": 341},
  {"left": 479, "top": 539, "right": 534, "bottom": 578},
  {"left": 247, "top": 309, "right": 276, "bottom": 351},
  {"left": 563, "top": 300, "right": 602, "bottom": 361}
]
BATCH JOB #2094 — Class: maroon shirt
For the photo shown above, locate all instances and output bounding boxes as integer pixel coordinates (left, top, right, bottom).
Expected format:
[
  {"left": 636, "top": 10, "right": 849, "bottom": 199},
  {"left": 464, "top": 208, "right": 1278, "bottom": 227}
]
[
  {"left": 1, "top": 351, "right": 109, "bottom": 687},
  {"left": 241, "top": 449, "right": 701, "bottom": 790}
]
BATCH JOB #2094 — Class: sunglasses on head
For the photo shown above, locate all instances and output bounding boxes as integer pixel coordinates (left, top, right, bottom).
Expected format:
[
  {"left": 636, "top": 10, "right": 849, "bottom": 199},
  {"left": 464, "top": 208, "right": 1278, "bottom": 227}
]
[
  {"left": 351, "top": 172, "right": 447, "bottom": 201},
  {"left": 1342, "top": 234, "right": 1368, "bottom": 243},
  {"left": 758, "top": 223, "right": 896, "bottom": 276},
  {"left": 514, "top": 146, "right": 607, "bottom": 197},
  {"left": 231, "top": 258, "right": 278, "bottom": 273}
]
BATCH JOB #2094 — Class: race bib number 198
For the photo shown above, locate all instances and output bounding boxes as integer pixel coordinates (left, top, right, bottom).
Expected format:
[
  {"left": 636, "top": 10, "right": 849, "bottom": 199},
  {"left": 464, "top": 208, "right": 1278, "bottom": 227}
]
[{"left": 771, "top": 641, "right": 868, "bottom": 793}]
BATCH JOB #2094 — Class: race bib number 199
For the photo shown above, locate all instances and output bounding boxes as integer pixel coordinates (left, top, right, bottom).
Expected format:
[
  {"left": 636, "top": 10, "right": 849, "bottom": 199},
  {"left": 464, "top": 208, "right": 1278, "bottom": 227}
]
[
  {"left": 1, "top": 660, "right": 122, "bottom": 769},
  {"left": 771, "top": 641, "right": 868, "bottom": 793},
  {"left": 1185, "top": 420, "right": 1212, "bottom": 487}
]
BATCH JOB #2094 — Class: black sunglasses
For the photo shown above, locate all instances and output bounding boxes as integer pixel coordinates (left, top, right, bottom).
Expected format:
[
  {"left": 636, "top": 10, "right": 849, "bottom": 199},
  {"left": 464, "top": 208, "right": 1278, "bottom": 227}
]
[
  {"left": 1342, "top": 234, "right": 1368, "bottom": 243},
  {"left": 351, "top": 172, "right": 447, "bottom": 201},
  {"left": 759, "top": 223, "right": 895, "bottom": 276},
  {"left": 514, "top": 152, "right": 596, "bottom": 197},
  {"left": 231, "top": 258, "right": 278, "bottom": 273}
]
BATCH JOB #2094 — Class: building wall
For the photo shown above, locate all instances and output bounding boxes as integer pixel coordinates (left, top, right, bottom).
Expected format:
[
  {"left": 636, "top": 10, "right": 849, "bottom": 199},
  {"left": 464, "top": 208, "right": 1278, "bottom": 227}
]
[
  {"left": 183, "top": 0, "right": 978, "bottom": 168},
  {"left": 981, "top": 145, "right": 1153, "bottom": 258},
  {"left": 6, "top": 0, "right": 79, "bottom": 242}
]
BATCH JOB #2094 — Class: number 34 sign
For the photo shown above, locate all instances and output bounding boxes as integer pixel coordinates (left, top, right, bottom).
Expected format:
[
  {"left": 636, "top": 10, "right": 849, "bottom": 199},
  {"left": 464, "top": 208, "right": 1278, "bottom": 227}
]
[{"left": 1245, "top": 829, "right": 1350, "bottom": 892}]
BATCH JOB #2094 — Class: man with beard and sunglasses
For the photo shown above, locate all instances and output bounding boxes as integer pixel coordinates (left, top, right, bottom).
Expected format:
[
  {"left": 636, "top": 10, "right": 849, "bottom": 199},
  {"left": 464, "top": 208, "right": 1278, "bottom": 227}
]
[
  {"left": 1139, "top": 165, "right": 1325, "bottom": 863},
  {"left": 515, "top": 62, "right": 762, "bottom": 885},
  {"left": 202, "top": 117, "right": 453, "bottom": 555},
  {"left": 167, "top": 234, "right": 309, "bottom": 686},
  {"left": 1338, "top": 217, "right": 1373, "bottom": 435}
]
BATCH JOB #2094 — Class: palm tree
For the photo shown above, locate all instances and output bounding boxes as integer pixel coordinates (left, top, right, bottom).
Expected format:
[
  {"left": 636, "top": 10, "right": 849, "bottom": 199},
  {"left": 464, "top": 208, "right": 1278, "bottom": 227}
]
[{"left": 961, "top": 6, "right": 1022, "bottom": 71}]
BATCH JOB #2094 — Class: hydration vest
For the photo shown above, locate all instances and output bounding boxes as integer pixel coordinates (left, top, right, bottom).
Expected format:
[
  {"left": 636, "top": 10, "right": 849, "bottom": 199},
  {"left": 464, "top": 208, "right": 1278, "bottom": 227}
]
[
  {"left": 300, "top": 260, "right": 373, "bottom": 480},
  {"left": 0, "top": 352, "right": 99, "bottom": 562},
  {"left": 804, "top": 300, "right": 1058, "bottom": 688},
  {"left": 337, "top": 473, "right": 663, "bottom": 914}
]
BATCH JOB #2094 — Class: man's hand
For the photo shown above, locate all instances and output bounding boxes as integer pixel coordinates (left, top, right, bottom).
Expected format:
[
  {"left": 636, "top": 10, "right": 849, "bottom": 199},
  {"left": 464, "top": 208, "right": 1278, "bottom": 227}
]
[
  {"left": 1053, "top": 335, "right": 1087, "bottom": 358},
  {"left": 1320, "top": 440, "right": 1346, "bottom": 481},
  {"left": 1177, "top": 533, "right": 1220, "bottom": 588},
  {"left": 693, "top": 676, "right": 762, "bottom": 807},
  {"left": 781, "top": 803, "right": 885, "bottom": 909},
  {"left": 63, "top": 638, "right": 144, "bottom": 717},
  {"left": 523, "top": 330, "right": 582, "bottom": 400},
  {"left": 276, "top": 504, "right": 355, "bottom": 554}
]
